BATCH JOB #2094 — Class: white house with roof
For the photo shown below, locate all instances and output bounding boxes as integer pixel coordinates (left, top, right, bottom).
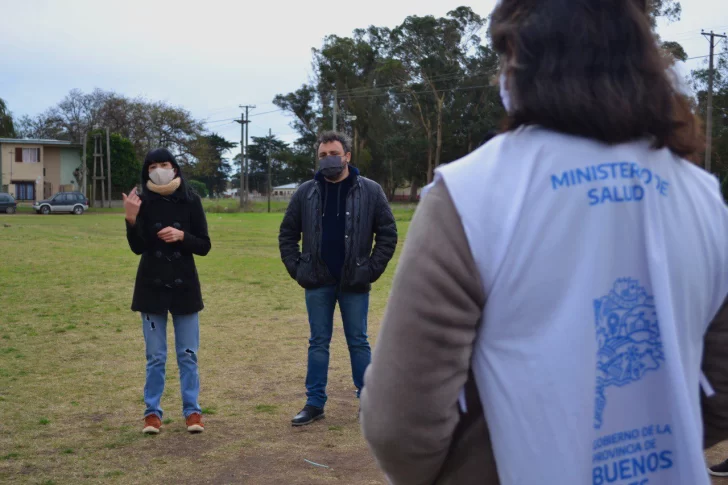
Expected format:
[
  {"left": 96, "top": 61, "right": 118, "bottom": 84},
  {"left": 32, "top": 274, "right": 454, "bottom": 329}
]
[
  {"left": 272, "top": 183, "right": 299, "bottom": 198},
  {"left": 0, "top": 138, "right": 83, "bottom": 202}
]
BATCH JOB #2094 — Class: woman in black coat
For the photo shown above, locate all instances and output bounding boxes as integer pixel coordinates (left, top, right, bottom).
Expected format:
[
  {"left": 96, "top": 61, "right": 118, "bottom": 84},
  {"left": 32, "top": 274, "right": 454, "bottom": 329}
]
[{"left": 123, "top": 148, "right": 211, "bottom": 435}]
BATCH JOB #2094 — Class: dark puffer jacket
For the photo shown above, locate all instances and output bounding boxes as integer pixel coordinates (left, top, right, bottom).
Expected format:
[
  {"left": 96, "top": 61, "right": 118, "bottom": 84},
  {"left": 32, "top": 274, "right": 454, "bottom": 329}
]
[
  {"left": 126, "top": 190, "right": 211, "bottom": 315},
  {"left": 279, "top": 166, "right": 398, "bottom": 293}
]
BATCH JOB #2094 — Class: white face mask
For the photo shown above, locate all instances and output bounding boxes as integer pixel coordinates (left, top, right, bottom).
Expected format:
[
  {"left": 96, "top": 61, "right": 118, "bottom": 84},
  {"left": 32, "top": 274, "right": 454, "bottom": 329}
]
[
  {"left": 500, "top": 73, "right": 513, "bottom": 113},
  {"left": 149, "top": 167, "right": 176, "bottom": 185}
]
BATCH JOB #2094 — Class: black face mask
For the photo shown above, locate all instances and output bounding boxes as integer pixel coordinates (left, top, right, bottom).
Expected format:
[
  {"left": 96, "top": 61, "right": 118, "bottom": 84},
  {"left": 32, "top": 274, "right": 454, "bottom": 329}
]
[{"left": 319, "top": 155, "right": 345, "bottom": 180}]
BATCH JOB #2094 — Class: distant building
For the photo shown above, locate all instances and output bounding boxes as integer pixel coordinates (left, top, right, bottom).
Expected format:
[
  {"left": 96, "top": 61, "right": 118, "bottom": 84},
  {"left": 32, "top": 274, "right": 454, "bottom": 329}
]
[
  {"left": 392, "top": 184, "right": 423, "bottom": 202},
  {"left": 272, "top": 183, "right": 299, "bottom": 198},
  {"left": 0, "top": 138, "right": 83, "bottom": 202}
]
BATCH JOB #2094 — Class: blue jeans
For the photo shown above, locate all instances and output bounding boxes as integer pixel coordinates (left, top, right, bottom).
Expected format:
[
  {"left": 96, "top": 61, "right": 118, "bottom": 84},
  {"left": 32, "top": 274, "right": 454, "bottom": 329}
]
[
  {"left": 142, "top": 312, "right": 202, "bottom": 419},
  {"left": 304, "top": 285, "right": 371, "bottom": 408}
]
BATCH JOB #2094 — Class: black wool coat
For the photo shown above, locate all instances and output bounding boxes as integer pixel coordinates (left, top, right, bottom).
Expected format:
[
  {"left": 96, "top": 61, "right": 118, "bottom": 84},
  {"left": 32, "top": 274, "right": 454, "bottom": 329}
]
[{"left": 126, "top": 190, "right": 211, "bottom": 315}]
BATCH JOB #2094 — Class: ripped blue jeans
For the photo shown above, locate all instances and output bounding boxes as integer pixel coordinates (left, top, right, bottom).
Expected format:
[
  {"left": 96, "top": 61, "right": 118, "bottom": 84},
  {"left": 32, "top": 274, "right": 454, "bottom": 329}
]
[{"left": 141, "top": 312, "right": 202, "bottom": 419}]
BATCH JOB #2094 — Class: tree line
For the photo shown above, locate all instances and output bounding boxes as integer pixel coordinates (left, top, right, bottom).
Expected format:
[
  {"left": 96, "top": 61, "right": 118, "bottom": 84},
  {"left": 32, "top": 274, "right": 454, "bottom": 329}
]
[
  {"left": 1, "top": 1, "right": 727, "bottom": 201},
  {"left": 0, "top": 89, "right": 237, "bottom": 197},
  {"left": 272, "top": 2, "right": 728, "bottom": 200}
]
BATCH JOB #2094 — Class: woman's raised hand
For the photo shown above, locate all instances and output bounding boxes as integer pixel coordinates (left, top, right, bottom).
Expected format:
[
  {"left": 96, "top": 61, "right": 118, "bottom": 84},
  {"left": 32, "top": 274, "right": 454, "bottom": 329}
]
[{"left": 122, "top": 187, "right": 142, "bottom": 224}]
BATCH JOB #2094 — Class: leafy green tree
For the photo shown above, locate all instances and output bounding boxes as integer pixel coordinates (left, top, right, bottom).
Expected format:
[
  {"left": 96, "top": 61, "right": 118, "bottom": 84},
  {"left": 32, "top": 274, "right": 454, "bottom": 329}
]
[
  {"left": 187, "top": 179, "right": 208, "bottom": 197},
  {"left": 389, "top": 7, "right": 488, "bottom": 183},
  {"left": 662, "top": 41, "right": 688, "bottom": 62},
  {"left": 248, "top": 135, "right": 299, "bottom": 193},
  {"left": 692, "top": 52, "right": 728, "bottom": 198},
  {"left": 231, "top": 135, "right": 316, "bottom": 191},
  {"left": 648, "top": 0, "right": 682, "bottom": 26},
  {"left": 274, "top": 3, "right": 685, "bottom": 196},
  {"left": 0, "top": 98, "right": 16, "bottom": 137},
  {"left": 16, "top": 89, "right": 205, "bottom": 163},
  {"left": 187, "top": 133, "right": 237, "bottom": 197},
  {"left": 84, "top": 130, "right": 141, "bottom": 195},
  {"left": 273, "top": 85, "right": 321, "bottom": 171}
]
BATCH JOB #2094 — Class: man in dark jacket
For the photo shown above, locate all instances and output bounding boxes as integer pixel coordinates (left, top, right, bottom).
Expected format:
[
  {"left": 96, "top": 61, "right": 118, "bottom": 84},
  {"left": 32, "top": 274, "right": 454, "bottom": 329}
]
[{"left": 279, "top": 131, "right": 397, "bottom": 426}]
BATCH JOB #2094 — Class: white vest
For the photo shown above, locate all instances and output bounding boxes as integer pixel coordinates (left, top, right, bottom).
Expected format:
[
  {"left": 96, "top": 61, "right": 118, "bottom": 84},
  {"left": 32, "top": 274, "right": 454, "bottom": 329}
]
[{"left": 435, "top": 127, "right": 728, "bottom": 485}]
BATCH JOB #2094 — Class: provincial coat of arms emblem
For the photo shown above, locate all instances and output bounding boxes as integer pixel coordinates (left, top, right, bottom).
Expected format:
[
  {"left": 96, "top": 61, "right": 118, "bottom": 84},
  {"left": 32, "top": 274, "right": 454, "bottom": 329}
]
[{"left": 594, "top": 278, "right": 664, "bottom": 429}]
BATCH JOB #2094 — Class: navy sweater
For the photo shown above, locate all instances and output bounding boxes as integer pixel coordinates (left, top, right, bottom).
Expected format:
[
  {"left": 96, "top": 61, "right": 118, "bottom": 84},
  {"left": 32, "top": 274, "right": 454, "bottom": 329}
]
[{"left": 319, "top": 170, "right": 355, "bottom": 282}]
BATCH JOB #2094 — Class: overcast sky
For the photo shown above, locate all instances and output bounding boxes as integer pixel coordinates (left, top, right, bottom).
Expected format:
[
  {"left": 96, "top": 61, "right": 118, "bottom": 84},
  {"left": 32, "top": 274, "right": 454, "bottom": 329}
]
[{"left": 1, "top": 0, "right": 727, "bottom": 160}]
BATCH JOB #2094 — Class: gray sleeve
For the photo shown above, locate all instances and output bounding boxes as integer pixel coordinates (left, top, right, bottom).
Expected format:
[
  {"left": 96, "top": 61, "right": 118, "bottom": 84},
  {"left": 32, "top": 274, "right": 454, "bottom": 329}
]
[
  {"left": 360, "top": 180, "right": 486, "bottom": 485},
  {"left": 703, "top": 296, "right": 728, "bottom": 449}
]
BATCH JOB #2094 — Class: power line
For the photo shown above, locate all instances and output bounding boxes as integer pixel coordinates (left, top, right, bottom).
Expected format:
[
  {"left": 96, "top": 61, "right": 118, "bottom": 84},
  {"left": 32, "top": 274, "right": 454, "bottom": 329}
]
[
  {"left": 223, "top": 49, "right": 723, "bottom": 130},
  {"left": 204, "top": 118, "right": 238, "bottom": 130},
  {"left": 334, "top": 71, "right": 485, "bottom": 97},
  {"left": 685, "top": 52, "right": 728, "bottom": 61},
  {"left": 249, "top": 109, "right": 284, "bottom": 117},
  {"left": 331, "top": 40, "right": 724, "bottom": 100},
  {"left": 335, "top": 52, "right": 719, "bottom": 101},
  {"left": 339, "top": 80, "right": 498, "bottom": 100},
  {"left": 336, "top": 74, "right": 461, "bottom": 96},
  {"left": 331, "top": 75, "right": 498, "bottom": 103},
  {"left": 668, "top": 25, "right": 728, "bottom": 39},
  {"left": 337, "top": 77, "right": 459, "bottom": 96},
  {"left": 206, "top": 121, "right": 237, "bottom": 130},
  {"left": 333, "top": 71, "right": 487, "bottom": 97},
  {"left": 204, "top": 117, "right": 237, "bottom": 124}
]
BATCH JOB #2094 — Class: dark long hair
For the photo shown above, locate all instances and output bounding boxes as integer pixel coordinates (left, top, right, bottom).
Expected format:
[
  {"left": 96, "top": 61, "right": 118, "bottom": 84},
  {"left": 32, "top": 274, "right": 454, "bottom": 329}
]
[
  {"left": 140, "top": 148, "right": 195, "bottom": 201},
  {"left": 490, "top": 0, "right": 702, "bottom": 157}
]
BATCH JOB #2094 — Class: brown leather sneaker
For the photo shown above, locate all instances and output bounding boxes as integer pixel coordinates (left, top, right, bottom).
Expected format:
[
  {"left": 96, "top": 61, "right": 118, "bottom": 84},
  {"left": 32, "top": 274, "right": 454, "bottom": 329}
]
[
  {"left": 143, "top": 414, "right": 161, "bottom": 434},
  {"left": 186, "top": 413, "right": 204, "bottom": 433}
]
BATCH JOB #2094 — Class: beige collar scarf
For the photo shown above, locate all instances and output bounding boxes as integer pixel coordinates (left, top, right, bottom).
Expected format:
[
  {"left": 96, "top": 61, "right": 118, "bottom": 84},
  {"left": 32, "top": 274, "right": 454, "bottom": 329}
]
[{"left": 146, "top": 177, "right": 181, "bottom": 196}]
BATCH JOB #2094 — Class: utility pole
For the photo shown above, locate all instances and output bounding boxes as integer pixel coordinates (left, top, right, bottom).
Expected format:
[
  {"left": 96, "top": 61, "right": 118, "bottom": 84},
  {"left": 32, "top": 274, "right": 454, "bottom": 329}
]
[
  {"left": 92, "top": 133, "right": 104, "bottom": 208},
  {"left": 245, "top": 105, "right": 253, "bottom": 207},
  {"left": 234, "top": 112, "right": 247, "bottom": 208},
  {"left": 346, "top": 115, "right": 358, "bottom": 160},
  {"left": 81, "top": 132, "right": 87, "bottom": 196},
  {"left": 268, "top": 128, "right": 272, "bottom": 213},
  {"left": 235, "top": 105, "right": 255, "bottom": 209},
  {"left": 702, "top": 30, "right": 727, "bottom": 173},
  {"left": 332, "top": 89, "right": 338, "bottom": 131},
  {"left": 106, "top": 128, "right": 112, "bottom": 208}
]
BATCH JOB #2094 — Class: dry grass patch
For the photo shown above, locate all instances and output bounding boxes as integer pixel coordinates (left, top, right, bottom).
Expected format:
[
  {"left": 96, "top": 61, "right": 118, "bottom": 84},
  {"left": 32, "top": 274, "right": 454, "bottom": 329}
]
[
  {"left": 0, "top": 210, "right": 412, "bottom": 484},
  {"left": 1, "top": 208, "right": 724, "bottom": 484}
]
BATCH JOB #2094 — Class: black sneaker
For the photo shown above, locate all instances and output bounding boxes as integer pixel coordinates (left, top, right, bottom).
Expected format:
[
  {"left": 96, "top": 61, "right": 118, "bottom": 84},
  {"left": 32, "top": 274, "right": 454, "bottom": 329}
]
[
  {"left": 709, "top": 458, "right": 728, "bottom": 477},
  {"left": 291, "top": 405, "right": 325, "bottom": 427}
]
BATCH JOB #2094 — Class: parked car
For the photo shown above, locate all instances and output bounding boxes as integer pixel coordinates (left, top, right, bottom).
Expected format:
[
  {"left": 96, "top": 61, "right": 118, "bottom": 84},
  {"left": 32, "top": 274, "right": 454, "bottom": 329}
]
[
  {"left": 0, "top": 193, "right": 17, "bottom": 214},
  {"left": 33, "top": 192, "right": 89, "bottom": 215}
]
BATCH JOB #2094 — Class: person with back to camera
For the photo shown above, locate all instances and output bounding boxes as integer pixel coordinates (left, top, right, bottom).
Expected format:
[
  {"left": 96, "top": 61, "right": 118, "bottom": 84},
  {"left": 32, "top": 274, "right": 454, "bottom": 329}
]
[{"left": 360, "top": 1, "right": 728, "bottom": 484}]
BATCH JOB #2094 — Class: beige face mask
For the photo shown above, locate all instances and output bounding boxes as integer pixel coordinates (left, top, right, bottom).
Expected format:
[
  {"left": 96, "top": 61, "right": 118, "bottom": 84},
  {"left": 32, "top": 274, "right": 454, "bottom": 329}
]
[{"left": 149, "top": 167, "right": 176, "bottom": 185}]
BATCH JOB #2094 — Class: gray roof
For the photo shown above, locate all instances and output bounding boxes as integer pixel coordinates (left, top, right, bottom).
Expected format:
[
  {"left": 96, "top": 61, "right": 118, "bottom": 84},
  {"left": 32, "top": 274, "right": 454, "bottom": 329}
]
[
  {"left": 0, "top": 138, "right": 81, "bottom": 148},
  {"left": 273, "top": 183, "right": 299, "bottom": 190}
]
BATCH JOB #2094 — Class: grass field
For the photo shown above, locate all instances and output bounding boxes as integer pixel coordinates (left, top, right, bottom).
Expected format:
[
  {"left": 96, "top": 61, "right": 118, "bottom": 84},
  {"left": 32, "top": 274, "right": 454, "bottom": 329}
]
[{"left": 0, "top": 209, "right": 726, "bottom": 484}]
